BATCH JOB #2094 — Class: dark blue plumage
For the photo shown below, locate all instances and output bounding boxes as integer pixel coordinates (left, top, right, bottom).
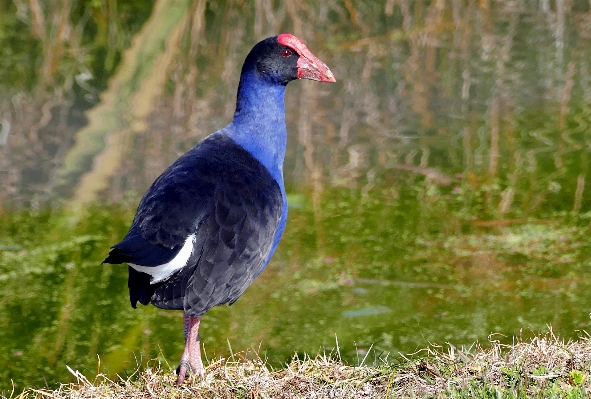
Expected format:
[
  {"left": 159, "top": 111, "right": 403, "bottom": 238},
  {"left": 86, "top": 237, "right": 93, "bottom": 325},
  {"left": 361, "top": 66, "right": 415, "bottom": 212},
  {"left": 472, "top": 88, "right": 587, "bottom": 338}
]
[{"left": 103, "top": 34, "right": 335, "bottom": 385}]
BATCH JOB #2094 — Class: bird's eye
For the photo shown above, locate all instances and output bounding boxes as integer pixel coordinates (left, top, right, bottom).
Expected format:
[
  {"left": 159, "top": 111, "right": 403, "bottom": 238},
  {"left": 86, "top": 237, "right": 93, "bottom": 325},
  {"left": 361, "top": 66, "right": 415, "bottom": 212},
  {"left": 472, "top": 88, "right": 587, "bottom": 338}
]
[{"left": 281, "top": 49, "right": 293, "bottom": 57}]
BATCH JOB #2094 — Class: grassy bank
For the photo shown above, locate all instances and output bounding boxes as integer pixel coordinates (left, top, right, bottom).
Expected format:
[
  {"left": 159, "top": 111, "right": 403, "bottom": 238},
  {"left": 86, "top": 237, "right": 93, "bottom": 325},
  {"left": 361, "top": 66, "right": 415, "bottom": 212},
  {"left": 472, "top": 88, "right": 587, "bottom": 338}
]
[{"left": 5, "top": 332, "right": 591, "bottom": 398}]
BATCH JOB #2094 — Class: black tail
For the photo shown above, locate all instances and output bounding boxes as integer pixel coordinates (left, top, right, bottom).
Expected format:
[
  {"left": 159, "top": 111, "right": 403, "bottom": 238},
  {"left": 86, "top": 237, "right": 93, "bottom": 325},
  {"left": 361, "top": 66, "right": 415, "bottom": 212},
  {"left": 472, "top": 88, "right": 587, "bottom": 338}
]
[{"left": 128, "top": 266, "right": 156, "bottom": 308}]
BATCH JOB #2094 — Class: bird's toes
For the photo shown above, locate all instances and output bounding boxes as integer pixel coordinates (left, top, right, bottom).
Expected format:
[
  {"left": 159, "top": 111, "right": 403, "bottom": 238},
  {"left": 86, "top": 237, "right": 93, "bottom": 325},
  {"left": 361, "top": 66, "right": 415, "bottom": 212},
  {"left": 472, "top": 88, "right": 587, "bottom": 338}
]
[
  {"left": 175, "top": 360, "right": 205, "bottom": 385},
  {"left": 192, "top": 364, "right": 205, "bottom": 378},
  {"left": 176, "top": 361, "right": 190, "bottom": 386}
]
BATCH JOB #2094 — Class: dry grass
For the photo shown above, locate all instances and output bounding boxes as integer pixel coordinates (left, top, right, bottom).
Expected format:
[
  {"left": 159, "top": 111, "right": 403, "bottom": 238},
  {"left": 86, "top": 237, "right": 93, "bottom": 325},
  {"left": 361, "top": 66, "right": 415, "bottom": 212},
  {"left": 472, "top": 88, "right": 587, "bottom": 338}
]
[{"left": 6, "top": 332, "right": 591, "bottom": 398}]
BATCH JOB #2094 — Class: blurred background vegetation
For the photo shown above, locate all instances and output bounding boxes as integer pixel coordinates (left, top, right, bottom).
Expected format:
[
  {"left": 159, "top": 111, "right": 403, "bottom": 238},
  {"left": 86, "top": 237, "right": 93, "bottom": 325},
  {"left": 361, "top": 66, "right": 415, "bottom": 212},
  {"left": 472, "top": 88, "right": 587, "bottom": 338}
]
[{"left": 0, "top": 0, "right": 590, "bottom": 392}]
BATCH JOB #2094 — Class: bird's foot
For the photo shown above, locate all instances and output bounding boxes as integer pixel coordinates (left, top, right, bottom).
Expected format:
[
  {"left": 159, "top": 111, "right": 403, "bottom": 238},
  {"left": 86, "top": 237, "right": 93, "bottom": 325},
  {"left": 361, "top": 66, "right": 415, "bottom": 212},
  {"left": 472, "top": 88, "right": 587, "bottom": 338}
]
[
  {"left": 176, "top": 314, "right": 204, "bottom": 386},
  {"left": 176, "top": 359, "right": 205, "bottom": 386}
]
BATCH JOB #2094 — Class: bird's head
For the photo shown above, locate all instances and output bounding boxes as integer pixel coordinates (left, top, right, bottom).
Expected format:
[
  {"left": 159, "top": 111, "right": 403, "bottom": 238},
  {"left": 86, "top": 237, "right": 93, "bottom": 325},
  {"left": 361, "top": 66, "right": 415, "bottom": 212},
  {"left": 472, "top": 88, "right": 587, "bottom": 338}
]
[{"left": 245, "top": 33, "right": 336, "bottom": 85}]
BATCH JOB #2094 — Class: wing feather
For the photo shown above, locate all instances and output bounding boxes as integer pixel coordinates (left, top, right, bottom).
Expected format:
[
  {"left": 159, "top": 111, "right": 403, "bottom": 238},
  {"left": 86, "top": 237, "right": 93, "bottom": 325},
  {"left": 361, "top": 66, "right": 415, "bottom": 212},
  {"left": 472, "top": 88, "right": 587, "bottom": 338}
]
[{"left": 104, "top": 133, "right": 283, "bottom": 313}]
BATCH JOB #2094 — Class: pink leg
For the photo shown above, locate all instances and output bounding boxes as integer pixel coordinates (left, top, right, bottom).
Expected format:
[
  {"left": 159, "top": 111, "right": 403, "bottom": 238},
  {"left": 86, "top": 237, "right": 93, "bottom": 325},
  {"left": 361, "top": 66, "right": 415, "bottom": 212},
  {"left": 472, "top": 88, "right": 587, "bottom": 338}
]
[{"left": 176, "top": 313, "right": 205, "bottom": 385}]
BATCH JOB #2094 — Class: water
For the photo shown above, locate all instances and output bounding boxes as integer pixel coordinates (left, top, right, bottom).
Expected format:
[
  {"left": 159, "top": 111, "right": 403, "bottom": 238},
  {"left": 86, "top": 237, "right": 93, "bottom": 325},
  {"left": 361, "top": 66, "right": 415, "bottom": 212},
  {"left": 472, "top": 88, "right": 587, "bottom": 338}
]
[
  {"left": 1, "top": 0, "right": 591, "bottom": 392},
  {"left": 1, "top": 188, "right": 590, "bottom": 391}
]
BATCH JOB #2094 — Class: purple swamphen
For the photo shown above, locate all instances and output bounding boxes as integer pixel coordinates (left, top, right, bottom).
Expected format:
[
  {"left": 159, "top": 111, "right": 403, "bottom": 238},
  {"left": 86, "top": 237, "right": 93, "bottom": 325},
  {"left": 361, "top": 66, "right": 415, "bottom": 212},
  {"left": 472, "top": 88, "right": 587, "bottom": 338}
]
[{"left": 103, "top": 34, "right": 336, "bottom": 385}]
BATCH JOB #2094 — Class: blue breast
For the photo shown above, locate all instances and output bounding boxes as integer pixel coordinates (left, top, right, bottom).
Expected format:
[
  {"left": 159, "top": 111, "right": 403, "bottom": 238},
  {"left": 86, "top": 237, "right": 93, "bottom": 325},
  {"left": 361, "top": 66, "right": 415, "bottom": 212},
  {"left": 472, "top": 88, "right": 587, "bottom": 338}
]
[{"left": 223, "top": 67, "right": 291, "bottom": 273}]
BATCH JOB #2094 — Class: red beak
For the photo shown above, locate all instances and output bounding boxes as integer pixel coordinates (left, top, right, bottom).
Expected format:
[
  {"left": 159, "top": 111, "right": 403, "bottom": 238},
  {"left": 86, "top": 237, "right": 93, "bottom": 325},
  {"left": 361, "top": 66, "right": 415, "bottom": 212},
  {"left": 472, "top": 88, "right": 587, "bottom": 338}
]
[{"left": 278, "top": 34, "right": 337, "bottom": 83}]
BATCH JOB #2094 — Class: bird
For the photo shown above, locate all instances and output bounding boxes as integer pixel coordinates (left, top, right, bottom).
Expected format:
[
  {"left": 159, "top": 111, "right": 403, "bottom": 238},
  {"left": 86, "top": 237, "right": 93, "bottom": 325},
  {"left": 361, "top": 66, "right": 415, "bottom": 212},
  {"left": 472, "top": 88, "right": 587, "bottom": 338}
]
[{"left": 103, "top": 33, "right": 336, "bottom": 385}]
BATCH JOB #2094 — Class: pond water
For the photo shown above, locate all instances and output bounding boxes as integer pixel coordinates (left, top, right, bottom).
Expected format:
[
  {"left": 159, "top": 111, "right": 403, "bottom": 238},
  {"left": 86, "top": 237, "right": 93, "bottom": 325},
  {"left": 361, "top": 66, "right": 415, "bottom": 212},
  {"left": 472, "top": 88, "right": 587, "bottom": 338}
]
[
  {"left": 1, "top": 0, "right": 591, "bottom": 393},
  {"left": 1, "top": 187, "right": 590, "bottom": 391}
]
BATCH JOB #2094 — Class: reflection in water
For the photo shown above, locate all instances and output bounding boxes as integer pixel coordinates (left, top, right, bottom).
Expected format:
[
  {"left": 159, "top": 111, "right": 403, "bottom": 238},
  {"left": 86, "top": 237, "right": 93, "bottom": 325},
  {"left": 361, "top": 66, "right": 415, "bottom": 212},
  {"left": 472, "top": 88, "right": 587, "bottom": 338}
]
[{"left": 0, "top": 1, "right": 589, "bottom": 214}]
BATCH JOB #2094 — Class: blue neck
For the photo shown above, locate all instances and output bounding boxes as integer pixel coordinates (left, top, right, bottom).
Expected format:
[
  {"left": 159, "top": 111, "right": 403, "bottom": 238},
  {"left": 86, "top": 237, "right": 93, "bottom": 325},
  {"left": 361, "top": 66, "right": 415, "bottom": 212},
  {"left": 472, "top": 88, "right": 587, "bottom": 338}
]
[{"left": 224, "top": 70, "right": 287, "bottom": 185}]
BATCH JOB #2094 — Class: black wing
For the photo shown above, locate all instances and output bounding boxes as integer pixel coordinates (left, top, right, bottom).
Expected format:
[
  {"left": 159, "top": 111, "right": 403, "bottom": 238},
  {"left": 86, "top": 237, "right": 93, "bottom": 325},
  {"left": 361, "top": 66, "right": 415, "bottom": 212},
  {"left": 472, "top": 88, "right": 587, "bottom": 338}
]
[
  {"left": 151, "top": 144, "right": 283, "bottom": 315},
  {"left": 103, "top": 143, "right": 217, "bottom": 267},
  {"left": 103, "top": 137, "right": 217, "bottom": 307},
  {"left": 104, "top": 133, "right": 283, "bottom": 314}
]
